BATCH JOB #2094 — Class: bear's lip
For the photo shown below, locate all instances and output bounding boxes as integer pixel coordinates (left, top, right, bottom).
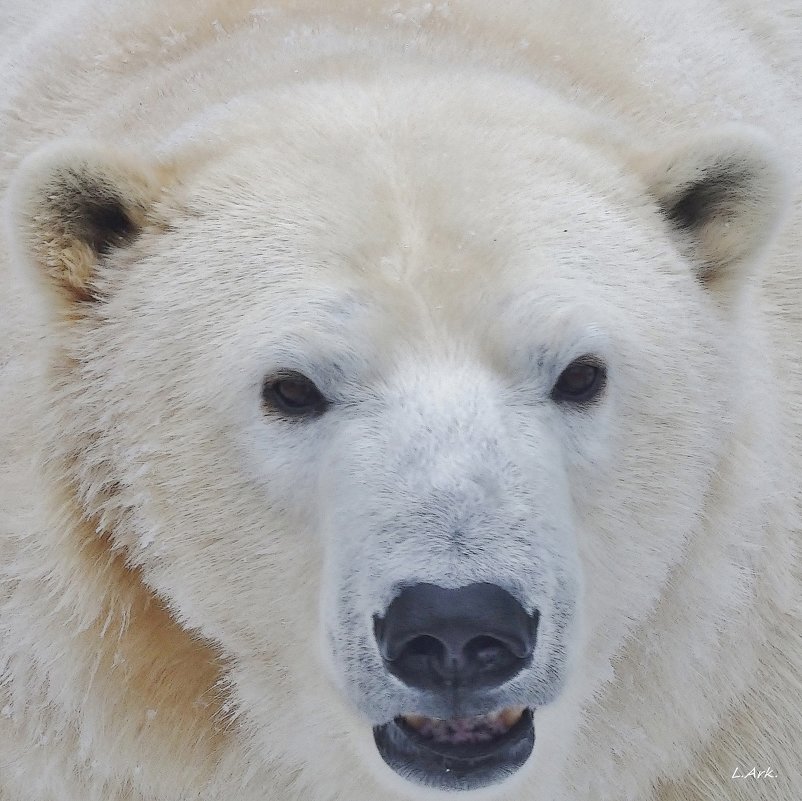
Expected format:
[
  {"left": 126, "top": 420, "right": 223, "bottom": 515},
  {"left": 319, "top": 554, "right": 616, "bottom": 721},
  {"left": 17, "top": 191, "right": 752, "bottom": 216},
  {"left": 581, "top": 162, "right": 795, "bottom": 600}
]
[{"left": 373, "top": 707, "right": 535, "bottom": 790}]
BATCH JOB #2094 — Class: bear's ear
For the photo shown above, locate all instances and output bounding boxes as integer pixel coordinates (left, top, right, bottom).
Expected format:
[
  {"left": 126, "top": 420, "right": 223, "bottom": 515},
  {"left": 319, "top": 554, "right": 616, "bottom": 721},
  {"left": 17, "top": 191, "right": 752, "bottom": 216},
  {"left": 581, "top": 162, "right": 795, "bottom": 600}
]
[
  {"left": 642, "top": 127, "right": 789, "bottom": 291},
  {"left": 7, "top": 142, "right": 167, "bottom": 310}
]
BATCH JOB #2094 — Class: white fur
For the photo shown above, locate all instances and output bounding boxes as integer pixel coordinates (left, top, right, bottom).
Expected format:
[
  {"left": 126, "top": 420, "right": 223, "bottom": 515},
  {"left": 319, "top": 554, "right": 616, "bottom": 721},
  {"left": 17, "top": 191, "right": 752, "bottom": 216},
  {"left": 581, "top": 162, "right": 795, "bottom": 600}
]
[{"left": 0, "top": 2, "right": 800, "bottom": 800}]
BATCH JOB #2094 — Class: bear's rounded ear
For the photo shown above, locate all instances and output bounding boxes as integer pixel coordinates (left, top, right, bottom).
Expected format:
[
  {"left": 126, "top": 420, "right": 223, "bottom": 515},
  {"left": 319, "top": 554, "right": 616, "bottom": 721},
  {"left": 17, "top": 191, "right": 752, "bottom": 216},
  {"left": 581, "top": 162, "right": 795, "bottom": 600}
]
[
  {"left": 6, "top": 141, "right": 167, "bottom": 311},
  {"left": 641, "top": 126, "right": 789, "bottom": 292}
]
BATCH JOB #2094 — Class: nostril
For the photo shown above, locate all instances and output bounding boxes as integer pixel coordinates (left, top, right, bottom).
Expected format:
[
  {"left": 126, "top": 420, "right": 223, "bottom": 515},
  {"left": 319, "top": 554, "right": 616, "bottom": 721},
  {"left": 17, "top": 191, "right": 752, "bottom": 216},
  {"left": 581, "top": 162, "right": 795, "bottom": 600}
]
[
  {"left": 465, "top": 635, "right": 520, "bottom": 675},
  {"left": 403, "top": 635, "right": 445, "bottom": 662},
  {"left": 383, "top": 633, "right": 448, "bottom": 668},
  {"left": 374, "top": 624, "right": 447, "bottom": 664}
]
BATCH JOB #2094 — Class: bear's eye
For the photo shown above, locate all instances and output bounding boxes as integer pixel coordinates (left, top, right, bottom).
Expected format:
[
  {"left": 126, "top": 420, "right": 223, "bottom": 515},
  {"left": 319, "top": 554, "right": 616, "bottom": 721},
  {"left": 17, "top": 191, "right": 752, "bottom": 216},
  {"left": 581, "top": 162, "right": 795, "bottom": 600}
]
[
  {"left": 551, "top": 357, "right": 606, "bottom": 404},
  {"left": 262, "top": 372, "right": 329, "bottom": 418}
]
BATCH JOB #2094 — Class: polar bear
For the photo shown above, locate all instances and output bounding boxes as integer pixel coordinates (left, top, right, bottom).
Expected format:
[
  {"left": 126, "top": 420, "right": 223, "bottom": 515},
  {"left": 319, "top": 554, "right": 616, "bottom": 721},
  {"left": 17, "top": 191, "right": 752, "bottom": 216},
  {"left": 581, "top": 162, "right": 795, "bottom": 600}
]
[{"left": 0, "top": 1, "right": 800, "bottom": 800}]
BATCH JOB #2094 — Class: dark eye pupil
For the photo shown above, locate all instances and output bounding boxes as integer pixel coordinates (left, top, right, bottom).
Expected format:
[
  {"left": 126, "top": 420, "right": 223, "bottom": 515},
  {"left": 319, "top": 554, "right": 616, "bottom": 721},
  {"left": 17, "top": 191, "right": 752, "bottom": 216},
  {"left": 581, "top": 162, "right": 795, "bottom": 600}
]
[
  {"left": 552, "top": 359, "right": 605, "bottom": 403},
  {"left": 562, "top": 365, "right": 595, "bottom": 392},
  {"left": 276, "top": 379, "right": 315, "bottom": 408}
]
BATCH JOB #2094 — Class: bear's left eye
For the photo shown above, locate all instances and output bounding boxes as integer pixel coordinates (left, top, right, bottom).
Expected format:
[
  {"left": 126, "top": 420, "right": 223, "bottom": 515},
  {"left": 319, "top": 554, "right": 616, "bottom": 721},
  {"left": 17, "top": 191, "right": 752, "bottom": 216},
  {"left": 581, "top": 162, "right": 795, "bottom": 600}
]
[
  {"left": 551, "top": 357, "right": 606, "bottom": 404},
  {"left": 262, "top": 372, "right": 330, "bottom": 418}
]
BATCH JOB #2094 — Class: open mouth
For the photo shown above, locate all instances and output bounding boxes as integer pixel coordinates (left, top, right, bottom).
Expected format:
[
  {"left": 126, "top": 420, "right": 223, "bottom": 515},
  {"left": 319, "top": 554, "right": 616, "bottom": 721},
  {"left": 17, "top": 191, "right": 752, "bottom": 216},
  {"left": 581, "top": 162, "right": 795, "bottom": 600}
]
[{"left": 373, "top": 706, "right": 535, "bottom": 790}]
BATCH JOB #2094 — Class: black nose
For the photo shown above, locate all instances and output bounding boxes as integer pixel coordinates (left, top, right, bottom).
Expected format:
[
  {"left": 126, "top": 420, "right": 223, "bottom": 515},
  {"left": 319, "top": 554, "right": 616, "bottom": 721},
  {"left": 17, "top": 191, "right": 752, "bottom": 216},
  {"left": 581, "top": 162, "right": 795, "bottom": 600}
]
[{"left": 373, "top": 583, "right": 538, "bottom": 691}]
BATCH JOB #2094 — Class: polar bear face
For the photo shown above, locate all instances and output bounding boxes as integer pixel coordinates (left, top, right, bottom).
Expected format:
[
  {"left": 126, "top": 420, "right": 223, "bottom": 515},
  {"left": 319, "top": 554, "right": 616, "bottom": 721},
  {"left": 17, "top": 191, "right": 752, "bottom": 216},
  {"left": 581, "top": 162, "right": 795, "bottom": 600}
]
[{"left": 7, "top": 77, "right": 786, "bottom": 799}]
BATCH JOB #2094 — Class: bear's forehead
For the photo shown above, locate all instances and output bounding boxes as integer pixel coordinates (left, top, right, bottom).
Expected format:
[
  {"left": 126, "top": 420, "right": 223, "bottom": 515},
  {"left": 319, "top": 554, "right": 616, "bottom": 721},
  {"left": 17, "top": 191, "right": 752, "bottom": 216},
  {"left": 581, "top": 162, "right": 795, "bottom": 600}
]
[
  {"left": 175, "top": 131, "right": 649, "bottom": 300},
  {"left": 140, "top": 83, "right": 683, "bottom": 358},
  {"left": 173, "top": 75, "right": 639, "bottom": 249}
]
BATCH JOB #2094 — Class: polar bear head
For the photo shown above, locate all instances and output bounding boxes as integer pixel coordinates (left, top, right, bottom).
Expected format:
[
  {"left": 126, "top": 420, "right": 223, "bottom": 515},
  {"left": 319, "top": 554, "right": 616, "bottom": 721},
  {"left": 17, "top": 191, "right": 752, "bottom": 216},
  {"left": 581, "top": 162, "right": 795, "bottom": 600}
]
[{"left": 6, "top": 76, "right": 788, "bottom": 800}]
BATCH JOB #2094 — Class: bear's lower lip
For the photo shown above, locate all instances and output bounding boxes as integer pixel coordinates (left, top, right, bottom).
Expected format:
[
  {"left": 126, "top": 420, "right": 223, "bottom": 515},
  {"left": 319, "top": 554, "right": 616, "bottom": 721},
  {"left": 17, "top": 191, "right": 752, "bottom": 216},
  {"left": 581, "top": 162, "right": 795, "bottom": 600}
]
[{"left": 373, "top": 707, "right": 535, "bottom": 791}]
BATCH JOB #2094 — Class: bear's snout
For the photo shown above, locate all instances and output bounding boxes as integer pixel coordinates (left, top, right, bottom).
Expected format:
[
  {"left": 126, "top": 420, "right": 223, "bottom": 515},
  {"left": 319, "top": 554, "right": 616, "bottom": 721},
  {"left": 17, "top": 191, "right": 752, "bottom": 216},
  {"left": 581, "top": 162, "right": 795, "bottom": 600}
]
[{"left": 373, "top": 583, "right": 538, "bottom": 692}]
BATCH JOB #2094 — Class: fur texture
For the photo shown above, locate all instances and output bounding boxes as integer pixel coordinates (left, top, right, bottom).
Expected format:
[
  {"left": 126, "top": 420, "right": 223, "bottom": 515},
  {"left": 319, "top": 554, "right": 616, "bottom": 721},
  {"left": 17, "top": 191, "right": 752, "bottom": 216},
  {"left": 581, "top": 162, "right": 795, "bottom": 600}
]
[{"left": 0, "top": 2, "right": 800, "bottom": 800}]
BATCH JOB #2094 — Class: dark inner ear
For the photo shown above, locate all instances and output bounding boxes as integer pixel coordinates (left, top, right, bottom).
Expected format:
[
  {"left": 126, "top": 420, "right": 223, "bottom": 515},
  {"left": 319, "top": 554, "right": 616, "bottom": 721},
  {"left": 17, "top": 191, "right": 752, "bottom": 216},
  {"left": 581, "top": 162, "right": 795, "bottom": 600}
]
[
  {"left": 663, "top": 167, "right": 751, "bottom": 233},
  {"left": 59, "top": 173, "right": 142, "bottom": 257},
  {"left": 81, "top": 196, "right": 137, "bottom": 255}
]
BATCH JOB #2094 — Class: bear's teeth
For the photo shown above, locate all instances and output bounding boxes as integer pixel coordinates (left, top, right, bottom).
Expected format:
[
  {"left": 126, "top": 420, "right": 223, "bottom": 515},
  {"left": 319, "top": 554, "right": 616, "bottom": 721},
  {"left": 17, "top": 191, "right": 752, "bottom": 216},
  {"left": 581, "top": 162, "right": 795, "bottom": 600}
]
[
  {"left": 401, "top": 706, "right": 526, "bottom": 734},
  {"left": 402, "top": 714, "right": 427, "bottom": 731},
  {"left": 498, "top": 706, "right": 526, "bottom": 728}
]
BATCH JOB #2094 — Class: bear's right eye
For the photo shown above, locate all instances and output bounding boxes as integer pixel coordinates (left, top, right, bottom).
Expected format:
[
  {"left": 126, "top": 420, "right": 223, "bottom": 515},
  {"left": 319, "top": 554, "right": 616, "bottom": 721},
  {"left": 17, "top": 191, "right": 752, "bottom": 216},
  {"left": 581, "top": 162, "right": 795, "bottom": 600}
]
[
  {"left": 262, "top": 372, "right": 329, "bottom": 418},
  {"left": 551, "top": 356, "right": 606, "bottom": 404}
]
